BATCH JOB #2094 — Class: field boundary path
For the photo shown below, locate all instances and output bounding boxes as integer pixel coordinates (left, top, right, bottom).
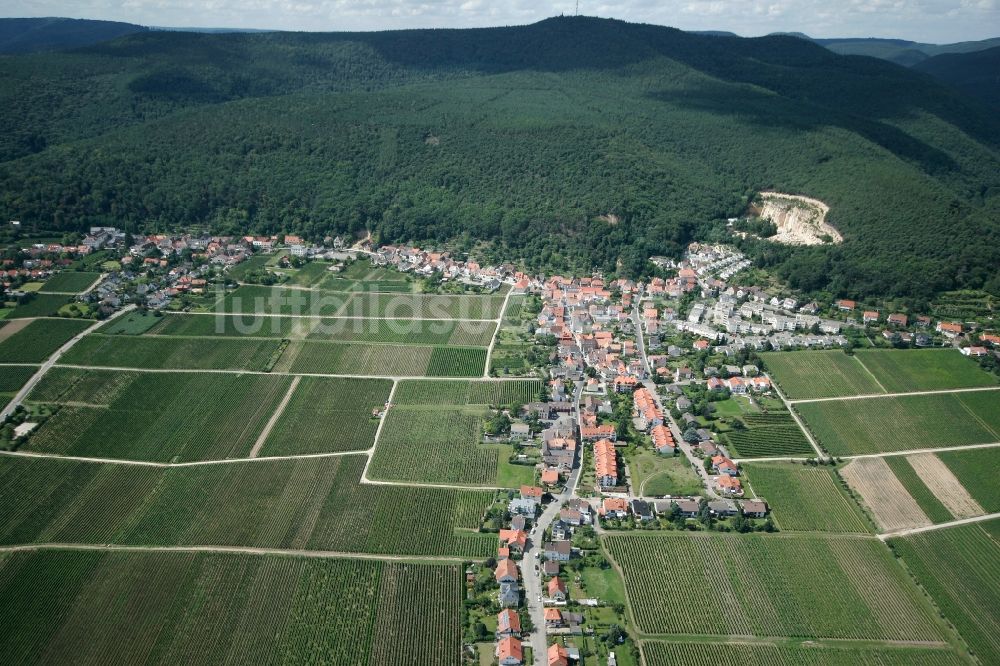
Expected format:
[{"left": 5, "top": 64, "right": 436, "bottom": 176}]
[
  {"left": 483, "top": 286, "right": 514, "bottom": 378},
  {"left": 0, "top": 305, "right": 135, "bottom": 421},
  {"left": 0, "top": 542, "right": 467, "bottom": 563},
  {"left": 732, "top": 440, "right": 1000, "bottom": 464},
  {"left": 789, "top": 385, "right": 1000, "bottom": 404},
  {"left": 852, "top": 354, "right": 889, "bottom": 393},
  {"left": 767, "top": 373, "right": 827, "bottom": 460},
  {"left": 181, "top": 310, "right": 499, "bottom": 323},
  {"left": 248, "top": 375, "right": 301, "bottom": 458},
  {"left": 53, "top": 363, "right": 530, "bottom": 382},
  {"left": 878, "top": 512, "right": 1000, "bottom": 540}
]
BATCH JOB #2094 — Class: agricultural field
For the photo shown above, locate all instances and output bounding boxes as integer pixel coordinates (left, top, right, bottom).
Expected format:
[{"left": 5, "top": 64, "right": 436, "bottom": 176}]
[
  {"left": 938, "top": 447, "right": 1000, "bottom": 512},
  {"left": 743, "top": 463, "right": 871, "bottom": 533},
  {"left": 0, "top": 455, "right": 495, "bottom": 558},
  {"left": 883, "top": 456, "right": 954, "bottom": 524},
  {"left": 855, "top": 348, "right": 999, "bottom": 393},
  {"left": 337, "top": 292, "right": 506, "bottom": 319},
  {"left": 427, "top": 346, "right": 487, "bottom": 377},
  {"left": 144, "top": 313, "right": 497, "bottom": 346},
  {"left": 762, "top": 350, "right": 884, "bottom": 399},
  {"left": 795, "top": 392, "right": 1000, "bottom": 456},
  {"left": 641, "top": 641, "right": 964, "bottom": 666},
  {"left": 226, "top": 254, "right": 271, "bottom": 281},
  {"left": 38, "top": 271, "right": 101, "bottom": 293},
  {"left": 840, "top": 457, "right": 934, "bottom": 532},
  {"left": 0, "top": 318, "right": 90, "bottom": 363},
  {"left": 0, "top": 549, "right": 462, "bottom": 666},
  {"left": 393, "top": 379, "right": 541, "bottom": 406},
  {"left": 0, "top": 365, "right": 37, "bottom": 399},
  {"left": 891, "top": 520, "right": 1000, "bottom": 665},
  {"left": 220, "top": 285, "right": 348, "bottom": 316},
  {"left": 722, "top": 410, "right": 813, "bottom": 458},
  {"left": 61, "top": 334, "right": 285, "bottom": 371},
  {"left": 274, "top": 340, "right": 480, "bottom": 376},
  {"left": 23, "top": 368, "right": 293, "bottom": 462},
  {"left": 368, "top": 408, "right": 499, "bottom": 486},
  {"left": 3, "top": 293, "right": 75, "bottom": 318},
  {"left": 605, "top": 532, "right": 947, "bottom": 642},
  {"left": 628, "top": 451, "right": 703, "bottom": 497},
  {"left": 96, "top": 311, "right": 161, "bottom": 335},
  {"left": 259, "top": 376, "right": 392, "bottom": 456}
]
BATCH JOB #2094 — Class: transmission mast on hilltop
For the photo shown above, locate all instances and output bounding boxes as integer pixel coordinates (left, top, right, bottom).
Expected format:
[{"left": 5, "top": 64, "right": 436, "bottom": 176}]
[{"left": 576, "top": 1, "right": 580, "bottom": 16}]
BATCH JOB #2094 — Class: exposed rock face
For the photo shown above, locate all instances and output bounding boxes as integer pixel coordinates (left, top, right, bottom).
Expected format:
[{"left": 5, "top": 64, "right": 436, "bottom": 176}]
[{"left": 756, "top": 192, "right": 842, "bottom": 245}]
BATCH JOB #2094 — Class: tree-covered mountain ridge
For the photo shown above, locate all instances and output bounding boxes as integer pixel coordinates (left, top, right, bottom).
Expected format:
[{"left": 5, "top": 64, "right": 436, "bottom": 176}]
[{"left": 1, "top": 16, "right": 997, "bottom": 303}]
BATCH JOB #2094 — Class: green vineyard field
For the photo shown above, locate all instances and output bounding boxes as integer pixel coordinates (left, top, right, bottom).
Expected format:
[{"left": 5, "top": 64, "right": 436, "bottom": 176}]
[
  {"left": 393, "top": 379, "right": 541, "bottom": 406},
  {"left": 0, "top": 549, "right": 462, "bottom": 666},
  {"left": 723, "top": 411, "right": 813, "bottom": 458},
  {"left": 23, "top": 369, "right": 293, "bottom": 462},
  {"left": 855, "top": 349, "right": 999, "bottom": 393},
  {"left": 762, "top": 351, "right": 884, "bottom": 399},
  {"left": 796, "top": 392, "right": 1000, "bottom": 456},
  {"left": 39, "top": 271, "right": 101, "bottom": 293},
  {"left": 368, "top": 408, "right": 497, "bottom": 486},
  {"left": 260, "top": 376, "right": 392, "bottom": 455},
  {"left": 938, "top": 447, "right": 1000, "bottom": 512},
  {"left": 642, "top": 641, "right": 963, "bottom": 666},
  {"left": 891, "top": 520, "right": 1000, "bottom": 665},
  {"left": 743, "top": 463, "right": 871, "bottom": 533},
  {"left": 0, "top": 455, "right": 495, "bottom": 558},
  {"left": 0, "top": 318, "right": 91, "bottom": 363},
  {"left": 62, "top": 334, "right": 284, "bottom": 371},
  {"left": 605, "top": 533, "right": 946, "bottom": 641}
]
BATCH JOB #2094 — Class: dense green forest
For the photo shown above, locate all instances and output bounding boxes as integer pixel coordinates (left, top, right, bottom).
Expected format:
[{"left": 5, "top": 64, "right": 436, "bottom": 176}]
[
  {"left": 914, "top": 47, "right": 1000, "bottom": 110},
  {"left": 0, "top": 18, "right": 147, "bottom": 54},
  {"left": 0, "top": 16, "right": 998, "bottom": 301}
]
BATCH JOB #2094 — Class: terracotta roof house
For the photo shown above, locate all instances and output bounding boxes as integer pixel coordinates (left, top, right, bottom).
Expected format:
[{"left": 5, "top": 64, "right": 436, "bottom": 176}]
[
  {"left": 548, "top": 576, "right": 567, "bottom": 601},
  {"left": 548, "top": 643, "right": 569, "bottom": 666},
  {"left": 544, "top": 607, "right": 564, "bottom": 628},
  {"left": 716, "top": 475, "right": 744, "bottom": 496},
  {"left": 497, "top": 636, "right": 524, "bottom": 666},
  {"left": 497, "top": 609, "right": 521, "bottom": 637},
  {"left": 495, "top": 559, "right": 519, "bottom": 584}
]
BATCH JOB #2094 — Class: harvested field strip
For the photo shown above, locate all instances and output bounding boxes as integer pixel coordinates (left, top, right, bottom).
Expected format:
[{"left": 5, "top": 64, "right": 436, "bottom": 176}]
[
  {"left": 394, "top": 379, "right": 541, "bottom": 406},
  {"left": 907, "top": 453, "right": 983, "bottom": 519},
  {"left": 855, "top": 348, "right": 999, "bottom": 393},
  {"left": 0, "top": 549, "right": 462, "bottom": 666},
  {"left": 642, "top": 641, "right": 964, "bottom": 665},
  {"left": 605, "top": 532, "right": 946, "bottom": 641},
  {"left": 259, "top": 376, "right": 392, "bottom": 456},
  {"left": 0, "top": 318, "right": 91, "bottom": 364},
  {"left": 743, "top": 463, "right": 870, "bottom": 533},
  {"left": 61, "top": 334, "right": 283, "bottom": 372},
  {"left": 883, "top": 456, "right": 954, "bottom": 524},
  {"left": 762, "top": 351, "right": 884, "bottom": 399},
  {"left": 23, "top": 369, "right": 293, "bottom": 462},
  {"left": 0, "top": 455, "right": 495, "bottom": 558},
  {"left": 938, "top": 448, "right": 1000, "bottom": 512},
  {"left": 891, "top": 520, "right": 1000, "bottom": 665},
  {"left": 840, "top": 458, "right": 931, "bottom": 532},
  {"left": 368, "top": 408, "right": 498, "bottom": 486},
  {"left": 795, "top": 392, "right": 1000, "bottom": 456}
]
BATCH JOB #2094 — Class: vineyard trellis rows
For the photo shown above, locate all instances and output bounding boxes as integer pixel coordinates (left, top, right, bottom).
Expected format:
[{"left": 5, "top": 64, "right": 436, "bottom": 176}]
[
  {"left": 0, "top": 318, "right": 91, "bottom": 364},
  {"left": 742, "top": 463, "right": 871, "bottom": 533},
  {"left": 641, "top": 641, "right": 965, "bottom": 666},
  {"left": 605, "top": 533, "right": 947, "bottom": 641}
]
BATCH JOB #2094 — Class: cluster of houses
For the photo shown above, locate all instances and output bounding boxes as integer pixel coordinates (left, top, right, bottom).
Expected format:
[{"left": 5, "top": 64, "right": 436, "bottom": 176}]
[{"left": 600, "top": 494, "right": 768, "bottom": 523}]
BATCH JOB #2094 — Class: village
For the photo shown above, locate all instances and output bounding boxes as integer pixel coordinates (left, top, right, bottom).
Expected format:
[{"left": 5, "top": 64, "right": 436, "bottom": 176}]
[{"left": 3, "top": 226, "right": 1000, "bottom": 666}]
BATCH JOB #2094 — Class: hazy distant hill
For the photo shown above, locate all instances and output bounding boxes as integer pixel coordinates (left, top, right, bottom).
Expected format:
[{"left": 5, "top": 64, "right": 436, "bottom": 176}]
[
  {"left": 812, "top": 36, "right": 1000, "bottom": 67},
  {"left": 0, "top": 17, "right": 147, "bottom": 53},
  {"left": 0, "top": 16, "right": 997, "bottom": 301},
  {"left": 914, "top": 46, "right": 1000, "bottom": 109}
]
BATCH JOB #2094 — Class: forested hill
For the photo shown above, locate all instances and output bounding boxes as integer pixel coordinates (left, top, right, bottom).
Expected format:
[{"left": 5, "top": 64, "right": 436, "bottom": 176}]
[
  {"left": 1, "top": 16, "right": 998, "bottom": 302},
  {"left": 0, "top": 17, "right": 147, "bottom": 53},
  {"left": 914, "top": 47, "right": 1000, "bottom": 110}
]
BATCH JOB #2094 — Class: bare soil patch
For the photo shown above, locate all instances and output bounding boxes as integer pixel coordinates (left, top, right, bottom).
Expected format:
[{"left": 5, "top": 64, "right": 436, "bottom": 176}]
[
  {"left": 841, "top": 457, "right": 931, "bottom": 532},
  {"left": 0, "top": 318, "right": 31, "bottom": 343},
  {"left": 906, "top": 453, "right": 984, "bottom": 519}
]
